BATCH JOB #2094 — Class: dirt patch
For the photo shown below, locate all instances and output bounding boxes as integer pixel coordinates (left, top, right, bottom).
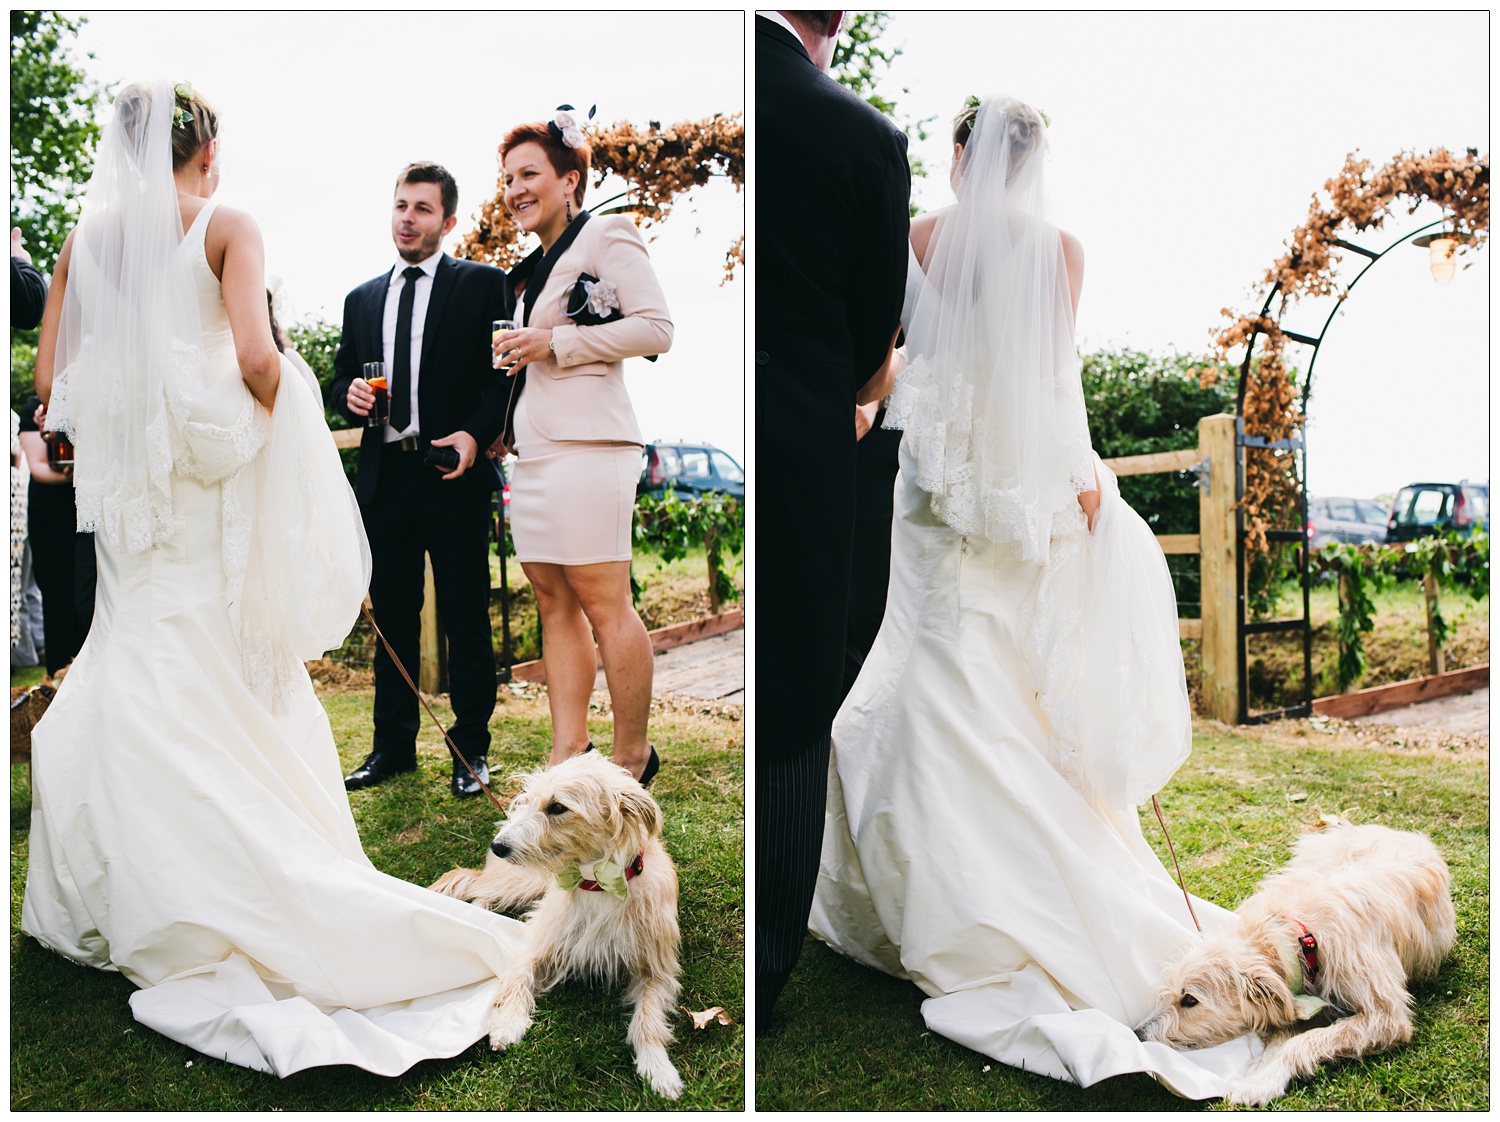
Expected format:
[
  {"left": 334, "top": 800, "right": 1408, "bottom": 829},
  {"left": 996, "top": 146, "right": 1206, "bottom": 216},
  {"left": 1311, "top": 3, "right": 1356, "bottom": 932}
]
[{"left": 1209, "top": 713, "right": 1488, "bottom": 765}]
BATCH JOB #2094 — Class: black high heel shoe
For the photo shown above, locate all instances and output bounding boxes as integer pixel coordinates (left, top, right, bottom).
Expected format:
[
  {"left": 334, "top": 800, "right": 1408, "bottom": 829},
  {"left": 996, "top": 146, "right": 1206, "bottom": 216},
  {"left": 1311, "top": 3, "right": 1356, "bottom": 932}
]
[
  {"left": 637, "top": 744, "right": 660, "bottom": 789},
  {"left": 583, "top": 741, "right": 596, "bottom": 755}
]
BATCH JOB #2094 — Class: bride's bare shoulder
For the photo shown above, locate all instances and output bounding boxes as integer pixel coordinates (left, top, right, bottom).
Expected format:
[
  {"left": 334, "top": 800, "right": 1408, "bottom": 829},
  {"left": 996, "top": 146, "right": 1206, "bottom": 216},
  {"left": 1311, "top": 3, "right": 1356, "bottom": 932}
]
[
  {"left": 1059, "top": 228, "right": 1084, "bottom": 279},
  {"left": 910, "top": 205, "right": 956, "bottom": 269}
]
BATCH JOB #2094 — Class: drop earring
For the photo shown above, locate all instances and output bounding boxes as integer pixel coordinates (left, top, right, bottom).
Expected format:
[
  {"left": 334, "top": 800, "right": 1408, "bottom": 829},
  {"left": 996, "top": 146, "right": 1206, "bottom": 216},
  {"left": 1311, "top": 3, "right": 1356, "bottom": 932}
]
[{"left": 565, "top": 197, "right": 572, "bottom": 222}]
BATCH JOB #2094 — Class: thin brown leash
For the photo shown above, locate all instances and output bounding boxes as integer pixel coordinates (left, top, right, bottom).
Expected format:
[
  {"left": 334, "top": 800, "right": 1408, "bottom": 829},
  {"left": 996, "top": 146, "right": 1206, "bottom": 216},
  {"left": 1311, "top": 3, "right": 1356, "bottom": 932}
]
[
  {"left": 359, "top": 601, "right": 507, "bottom": 815},
  {"left": 1152, "top": 794, "right": 1202, "bottom": 933}
]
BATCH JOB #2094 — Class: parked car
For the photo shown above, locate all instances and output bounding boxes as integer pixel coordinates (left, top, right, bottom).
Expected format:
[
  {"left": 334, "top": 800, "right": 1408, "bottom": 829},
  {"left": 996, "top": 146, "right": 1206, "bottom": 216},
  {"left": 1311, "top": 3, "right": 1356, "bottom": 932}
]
[
  {"left": 637, "top": 441, "right": 745, "bottom": 503},
  {"left": 1305, "top": 495, "right": 1388, "bottom": 548},
  {"left": 1385, "top": 480, "right": 1489, "bottom": 543}
]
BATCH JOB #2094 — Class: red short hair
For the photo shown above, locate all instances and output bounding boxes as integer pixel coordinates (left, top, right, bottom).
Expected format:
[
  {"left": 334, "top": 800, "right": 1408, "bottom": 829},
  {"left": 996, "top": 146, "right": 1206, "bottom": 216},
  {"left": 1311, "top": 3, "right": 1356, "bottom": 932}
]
[{"left": 500, "top": 122, "right": 590, "bottom": 208}]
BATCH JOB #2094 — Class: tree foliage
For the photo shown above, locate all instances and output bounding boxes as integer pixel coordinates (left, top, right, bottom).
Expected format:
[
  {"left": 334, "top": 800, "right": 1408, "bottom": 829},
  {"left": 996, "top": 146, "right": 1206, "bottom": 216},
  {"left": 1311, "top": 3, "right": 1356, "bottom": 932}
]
[
  {"left": 829, "top": 11, "right": 935, "bottom": 195},
  {"left": 1080, "top": 348, "right": 1236, "bottom": 615},
  {"left": 10, "top": 11, "right": 106, "bottom": 273}
]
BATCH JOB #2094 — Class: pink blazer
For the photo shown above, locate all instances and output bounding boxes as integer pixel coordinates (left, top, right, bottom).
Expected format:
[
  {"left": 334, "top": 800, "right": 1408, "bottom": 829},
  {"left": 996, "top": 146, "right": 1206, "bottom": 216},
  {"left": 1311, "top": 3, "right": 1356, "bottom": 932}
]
[{"left": 518, "top": 214, "right": 673, "bottom": 444}]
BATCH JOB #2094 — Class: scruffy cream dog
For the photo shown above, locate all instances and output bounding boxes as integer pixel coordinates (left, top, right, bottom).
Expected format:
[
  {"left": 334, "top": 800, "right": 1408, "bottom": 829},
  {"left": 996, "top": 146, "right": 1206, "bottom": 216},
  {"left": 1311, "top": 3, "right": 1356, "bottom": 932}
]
[
  {"left": 431, "top": 751, "right": 683, "bottom": 1099},
  {"left": 1135, "top": 819, "right": 1455, "bottom": 1105}
]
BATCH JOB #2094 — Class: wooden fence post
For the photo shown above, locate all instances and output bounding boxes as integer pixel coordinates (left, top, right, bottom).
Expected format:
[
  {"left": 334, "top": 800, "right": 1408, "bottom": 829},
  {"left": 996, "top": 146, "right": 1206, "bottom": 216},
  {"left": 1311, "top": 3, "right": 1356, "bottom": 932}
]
[
  {"left": 1198, "top": 414, "right": 1240, "bottom": 723},
  {"left": 1424, "top": 571, "right": 1446, "bottom": 676},
  {"left": 419, "top": 553, "right": 442, "bottom": 694}
]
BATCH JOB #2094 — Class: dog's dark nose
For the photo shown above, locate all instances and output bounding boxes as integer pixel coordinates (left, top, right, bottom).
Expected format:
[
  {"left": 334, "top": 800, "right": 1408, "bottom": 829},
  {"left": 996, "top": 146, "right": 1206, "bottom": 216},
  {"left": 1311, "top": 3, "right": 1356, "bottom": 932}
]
[{"left": 490, "top": 839, "right": 512, "bottom": 859}]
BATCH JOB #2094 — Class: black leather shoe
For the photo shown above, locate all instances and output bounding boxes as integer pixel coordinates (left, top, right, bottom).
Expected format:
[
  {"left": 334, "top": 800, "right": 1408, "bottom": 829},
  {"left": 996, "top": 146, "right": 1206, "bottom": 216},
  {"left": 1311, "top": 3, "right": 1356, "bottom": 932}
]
[
  {"left": 452, "top": 757, "right": 490, "bottom": 799},
  {"left": 344, "top": 751, "right": 417, "bottom": 792}
]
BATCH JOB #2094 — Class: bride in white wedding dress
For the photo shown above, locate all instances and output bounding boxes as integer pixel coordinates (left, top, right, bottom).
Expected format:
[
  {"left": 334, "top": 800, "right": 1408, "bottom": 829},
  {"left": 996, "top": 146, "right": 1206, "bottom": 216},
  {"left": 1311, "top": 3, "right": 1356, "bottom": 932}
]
[
  {"left": 808, "top": 96, "right": 1259, "bottom": 1099},
  {"left": 22, "top": 80, "right": 523, "bottom": 1078}
]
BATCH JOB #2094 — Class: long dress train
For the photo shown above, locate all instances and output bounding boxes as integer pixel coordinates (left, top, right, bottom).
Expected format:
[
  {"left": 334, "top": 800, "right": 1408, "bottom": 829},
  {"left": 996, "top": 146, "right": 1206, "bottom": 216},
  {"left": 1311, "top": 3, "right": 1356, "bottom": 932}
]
[
  {"left": 809, "top": 439, "right": 1259, "bottom": 1099},
  {"left": 22, "top": 199, "right": 523, "bottom": 1078}
]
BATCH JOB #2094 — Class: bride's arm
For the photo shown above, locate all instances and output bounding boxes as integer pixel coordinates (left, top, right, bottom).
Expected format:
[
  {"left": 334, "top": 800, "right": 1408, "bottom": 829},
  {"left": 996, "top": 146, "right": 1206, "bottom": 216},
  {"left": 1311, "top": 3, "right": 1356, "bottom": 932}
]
[
  {"left": 1062, "top": 229, "right": 1099, "bottom": 528},
  {"left": 856, "top": 325, "right": 904, "bottom": 406},
  {"left": 32, "top": 230, "right": 74, "bottom": 404},
  {"left": 213, "top": 207, "right": 281, "bottom": 412}
]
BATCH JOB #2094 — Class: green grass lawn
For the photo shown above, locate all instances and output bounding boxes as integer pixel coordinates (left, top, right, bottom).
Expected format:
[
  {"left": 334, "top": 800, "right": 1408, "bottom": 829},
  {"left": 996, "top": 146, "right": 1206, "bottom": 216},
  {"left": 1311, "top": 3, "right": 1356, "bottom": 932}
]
[
  {"left": 755, "top": 721, "right": 1488, "bottom": 1111},
  {"left": 11, "top": 685, "right": 745, "bottom": 1110}
]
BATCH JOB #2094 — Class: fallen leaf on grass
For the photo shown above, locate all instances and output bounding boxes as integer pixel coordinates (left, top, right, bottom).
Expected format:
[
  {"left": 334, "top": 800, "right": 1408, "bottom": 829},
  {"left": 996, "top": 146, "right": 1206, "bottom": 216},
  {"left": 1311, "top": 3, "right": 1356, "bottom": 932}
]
[
  {"left": 1287, "top": 791, "right": 1308, "bottom": 802},
  {"left": 681, "top": 1005, "right": 735, "bottom": 1030}
]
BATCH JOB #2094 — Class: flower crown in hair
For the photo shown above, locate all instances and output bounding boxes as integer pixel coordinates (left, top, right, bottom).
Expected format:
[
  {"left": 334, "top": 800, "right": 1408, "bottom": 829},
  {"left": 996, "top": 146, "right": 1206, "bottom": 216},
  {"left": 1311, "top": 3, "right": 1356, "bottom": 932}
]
[
  {"left": 549, "top": 103, "right": 596, "bottom": 149},
  {"left": 172, "top": 82, "right": 194, "bottom": 130},
  {"left": 966, "top": 94, "right": 1051, "bottom": 129}
]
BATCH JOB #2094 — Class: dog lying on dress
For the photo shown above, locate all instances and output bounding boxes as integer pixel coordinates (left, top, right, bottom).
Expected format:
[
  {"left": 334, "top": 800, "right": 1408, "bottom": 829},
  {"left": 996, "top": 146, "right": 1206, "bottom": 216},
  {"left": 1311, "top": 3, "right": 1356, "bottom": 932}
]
[
  {"left": 1135, "top": 818, "right": 1455, "bottom": 1105},
  {"left": 430, "top": 751, "right": 683, "bottom": 1099}
]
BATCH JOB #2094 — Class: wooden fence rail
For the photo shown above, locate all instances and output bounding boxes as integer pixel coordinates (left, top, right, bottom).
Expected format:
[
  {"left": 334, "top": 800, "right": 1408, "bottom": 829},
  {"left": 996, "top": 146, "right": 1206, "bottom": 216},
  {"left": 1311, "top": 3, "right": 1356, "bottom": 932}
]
[{"left": 1101, "top": 413, "right": 1239, "bottom": 722}]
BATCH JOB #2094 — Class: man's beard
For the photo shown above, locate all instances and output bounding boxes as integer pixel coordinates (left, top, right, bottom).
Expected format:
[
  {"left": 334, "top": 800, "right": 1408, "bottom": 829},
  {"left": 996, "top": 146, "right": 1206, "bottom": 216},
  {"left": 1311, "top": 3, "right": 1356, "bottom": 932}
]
[{"left": 397, "top": 228, "right": 442, "bottom": 263}]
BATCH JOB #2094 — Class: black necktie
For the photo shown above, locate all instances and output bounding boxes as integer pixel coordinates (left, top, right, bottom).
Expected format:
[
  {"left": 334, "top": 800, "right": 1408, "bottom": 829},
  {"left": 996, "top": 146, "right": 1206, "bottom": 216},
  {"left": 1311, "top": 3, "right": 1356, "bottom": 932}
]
[{"left": 391, "top": 265, "right": 424, "bottom": 433}]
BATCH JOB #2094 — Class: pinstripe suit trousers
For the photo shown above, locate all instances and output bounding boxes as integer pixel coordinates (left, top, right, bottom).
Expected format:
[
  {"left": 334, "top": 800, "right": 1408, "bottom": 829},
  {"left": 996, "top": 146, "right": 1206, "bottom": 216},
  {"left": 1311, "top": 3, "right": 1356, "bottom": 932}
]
[{"left": 754, "top": 733, "right": 832, "bottom": 1027}]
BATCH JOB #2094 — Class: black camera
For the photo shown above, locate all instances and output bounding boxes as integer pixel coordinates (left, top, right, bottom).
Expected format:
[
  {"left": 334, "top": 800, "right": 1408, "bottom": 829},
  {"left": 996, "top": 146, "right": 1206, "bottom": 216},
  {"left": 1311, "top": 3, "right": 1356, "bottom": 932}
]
[{"left": 423, "top": 445, "right": 461, "bottom": 472}]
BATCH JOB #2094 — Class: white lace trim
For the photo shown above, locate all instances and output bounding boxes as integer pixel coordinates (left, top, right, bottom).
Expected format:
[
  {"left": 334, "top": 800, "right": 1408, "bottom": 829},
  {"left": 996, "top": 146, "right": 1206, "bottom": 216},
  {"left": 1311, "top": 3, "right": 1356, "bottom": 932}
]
[{"left": 887, "top": 353, "right": 1096, "bottom": 565}]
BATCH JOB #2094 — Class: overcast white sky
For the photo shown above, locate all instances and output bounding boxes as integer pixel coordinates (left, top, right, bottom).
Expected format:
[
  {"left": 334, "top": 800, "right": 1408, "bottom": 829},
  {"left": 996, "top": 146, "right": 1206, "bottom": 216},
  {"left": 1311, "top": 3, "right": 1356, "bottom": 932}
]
[
  {"left": 66, "top": 10, "right": 746, "bottom": 463},
  {"left": 881, "top": 10, "right": 1489, "bottom": 499}
]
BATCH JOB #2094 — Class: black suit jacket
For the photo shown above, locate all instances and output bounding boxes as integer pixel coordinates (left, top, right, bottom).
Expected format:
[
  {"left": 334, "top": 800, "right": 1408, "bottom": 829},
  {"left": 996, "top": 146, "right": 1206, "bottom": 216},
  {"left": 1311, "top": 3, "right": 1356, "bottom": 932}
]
[
  {"left": 756, "top": 16, "right": 910, "bottom": 754},
  {"left": 329, "top": 254, "right": 513, "bottom": 505},
  {"left": 12, "top": 256, "right": 47, "bottom": 330}
]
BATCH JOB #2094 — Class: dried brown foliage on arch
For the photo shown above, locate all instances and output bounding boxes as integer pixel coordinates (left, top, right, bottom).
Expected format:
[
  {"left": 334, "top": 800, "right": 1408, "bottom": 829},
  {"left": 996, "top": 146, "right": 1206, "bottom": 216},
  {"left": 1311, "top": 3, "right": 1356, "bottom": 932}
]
[
  {"left": 455, "top": 114, "right": 745, "bottom": 280},
  {"left": 1210, "top": 146, "right": 1489, "bottom": 560}
]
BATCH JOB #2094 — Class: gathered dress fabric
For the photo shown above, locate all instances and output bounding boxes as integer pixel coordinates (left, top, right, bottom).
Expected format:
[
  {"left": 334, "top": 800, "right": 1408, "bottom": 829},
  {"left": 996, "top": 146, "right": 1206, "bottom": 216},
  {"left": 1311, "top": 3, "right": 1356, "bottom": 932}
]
[
  {"left": 22, "top": 200, "right": 525, "bottom": 1078},
  {"left": 809, "top": 435, "right": 1261, "bottom": 1099}
]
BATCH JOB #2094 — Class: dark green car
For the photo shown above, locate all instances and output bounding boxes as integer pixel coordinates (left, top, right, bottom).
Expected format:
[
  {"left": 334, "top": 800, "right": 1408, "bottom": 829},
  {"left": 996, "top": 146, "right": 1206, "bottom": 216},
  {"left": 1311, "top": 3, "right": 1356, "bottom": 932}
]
[{"left": 1386, "top": 481, "right": 1489, "bottom": 542}]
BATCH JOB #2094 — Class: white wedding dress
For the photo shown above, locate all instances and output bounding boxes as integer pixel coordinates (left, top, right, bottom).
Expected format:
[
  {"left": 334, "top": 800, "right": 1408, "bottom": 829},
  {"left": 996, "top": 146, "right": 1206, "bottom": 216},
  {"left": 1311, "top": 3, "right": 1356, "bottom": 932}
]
[
  {"left": 22, "top": 198, "right": 525, "bottom": 1078},
  {"left": 808, "top": 175, "right": 1260, "bottom": 1093}
]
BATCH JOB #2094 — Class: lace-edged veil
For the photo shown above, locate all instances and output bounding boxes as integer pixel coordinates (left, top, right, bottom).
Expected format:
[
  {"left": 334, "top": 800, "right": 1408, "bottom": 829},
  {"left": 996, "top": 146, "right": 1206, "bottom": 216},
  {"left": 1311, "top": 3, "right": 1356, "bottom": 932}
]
[
  {"left": 885, "top": 95, "right": 1095, "bottom": 564},
  {"left": 47, "top": 80, "right": 210, "bottom": 555}
]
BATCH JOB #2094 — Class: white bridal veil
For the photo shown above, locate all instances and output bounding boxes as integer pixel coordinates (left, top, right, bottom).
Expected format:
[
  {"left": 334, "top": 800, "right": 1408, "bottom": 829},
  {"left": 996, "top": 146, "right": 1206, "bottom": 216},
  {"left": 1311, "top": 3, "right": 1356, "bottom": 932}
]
[
  {"left": 887, "top": 95, "right": 1189, "bottom": 808},
  {"left": 47, "top": 80, "right": 369, "bottom": 710},
  {"left": 47, "top": 80, "right": 221, "bottom": 555},
  {"left": 885, "top": 95, "right": 1096, "bottom": 566}
]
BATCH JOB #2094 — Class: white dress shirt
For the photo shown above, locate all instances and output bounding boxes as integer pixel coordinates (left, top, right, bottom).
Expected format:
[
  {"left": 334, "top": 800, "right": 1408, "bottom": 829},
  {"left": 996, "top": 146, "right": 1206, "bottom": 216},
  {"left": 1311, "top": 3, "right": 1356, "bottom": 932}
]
[
  {"left": 381, "top": 249, "right": 442, "bottom": 442},
  {"left": 755, "top": 10, "right": 799, "bottom": 39}
]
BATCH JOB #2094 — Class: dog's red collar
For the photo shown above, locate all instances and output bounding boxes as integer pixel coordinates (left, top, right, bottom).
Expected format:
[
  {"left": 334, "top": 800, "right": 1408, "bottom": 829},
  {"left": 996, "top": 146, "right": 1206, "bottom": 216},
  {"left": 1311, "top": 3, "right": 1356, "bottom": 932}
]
[
  {"left": 1286, "top": 916, "right": 1321, "bottom": 988},
  {"left": 578, "top": 852, "right": 645, "bottom": 893}
]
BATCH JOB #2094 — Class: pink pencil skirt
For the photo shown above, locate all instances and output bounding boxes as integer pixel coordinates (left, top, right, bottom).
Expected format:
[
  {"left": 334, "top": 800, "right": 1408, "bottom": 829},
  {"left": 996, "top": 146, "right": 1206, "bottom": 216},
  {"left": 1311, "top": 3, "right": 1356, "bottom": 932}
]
[{"left": 508, "top": 393, "right": 642, "bottom": 566}]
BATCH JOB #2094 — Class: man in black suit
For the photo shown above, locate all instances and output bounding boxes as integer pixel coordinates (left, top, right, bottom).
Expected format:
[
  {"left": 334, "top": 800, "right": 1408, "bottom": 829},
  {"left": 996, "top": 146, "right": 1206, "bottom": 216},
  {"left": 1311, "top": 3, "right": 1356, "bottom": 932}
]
[
  {"left": 330, "top": 162, "right": 512, "bottom": 799},
  {"left": 756, "top": 11, "right": 910, "bottom": 1026},
  {"left": 11, "top": 227, "right": 47, "bottom": 329}
]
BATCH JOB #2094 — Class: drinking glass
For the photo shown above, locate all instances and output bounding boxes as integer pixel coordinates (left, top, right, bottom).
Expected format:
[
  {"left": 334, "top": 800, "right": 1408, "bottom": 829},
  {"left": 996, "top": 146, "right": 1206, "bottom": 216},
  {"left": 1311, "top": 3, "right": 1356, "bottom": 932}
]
[
  {"left": 492, "top": 319, "right": 519, "bottom": 374},
  {"left": 43, "top": 431, "right": 74, "bottom": 471},
  {"left": 363, "top": 361, "right": 389, "bottom": 427}
]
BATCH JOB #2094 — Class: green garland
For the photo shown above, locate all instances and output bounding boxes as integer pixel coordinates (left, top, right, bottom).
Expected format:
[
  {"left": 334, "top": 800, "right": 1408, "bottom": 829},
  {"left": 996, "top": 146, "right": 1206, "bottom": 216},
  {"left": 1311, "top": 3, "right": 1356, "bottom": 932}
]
[
  {"left": 634, "top": 490, "right": 744, "bottom": 614},
  {"left": 1314, "top": 530, "right": 1489, "bottom": 692}
]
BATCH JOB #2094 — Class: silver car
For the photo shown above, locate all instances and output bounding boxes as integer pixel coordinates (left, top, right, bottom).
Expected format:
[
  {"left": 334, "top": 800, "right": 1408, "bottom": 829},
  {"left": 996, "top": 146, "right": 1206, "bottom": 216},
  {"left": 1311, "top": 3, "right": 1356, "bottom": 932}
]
[{"left": 1306, "top": 495, "right": 1388, "bottom": 548}]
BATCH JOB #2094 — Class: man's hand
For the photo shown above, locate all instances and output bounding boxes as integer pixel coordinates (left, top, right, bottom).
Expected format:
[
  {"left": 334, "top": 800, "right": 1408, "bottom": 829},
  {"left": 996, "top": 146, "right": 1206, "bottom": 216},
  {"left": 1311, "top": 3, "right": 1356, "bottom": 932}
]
[
  {"left": 485, "top": 432, "right": 513, "bottom": 460},
  {"left": 345, "top": 377, "right": 374, "bottom": 417},
  {"left": 11, "top": 227, "right": 32, "bottom": 265},
  {"left": 854, "top": 401, "right": 879, "bottom": 442},
  {"left": 431, "top": 430, "right": 478, "bottom": 481}
]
